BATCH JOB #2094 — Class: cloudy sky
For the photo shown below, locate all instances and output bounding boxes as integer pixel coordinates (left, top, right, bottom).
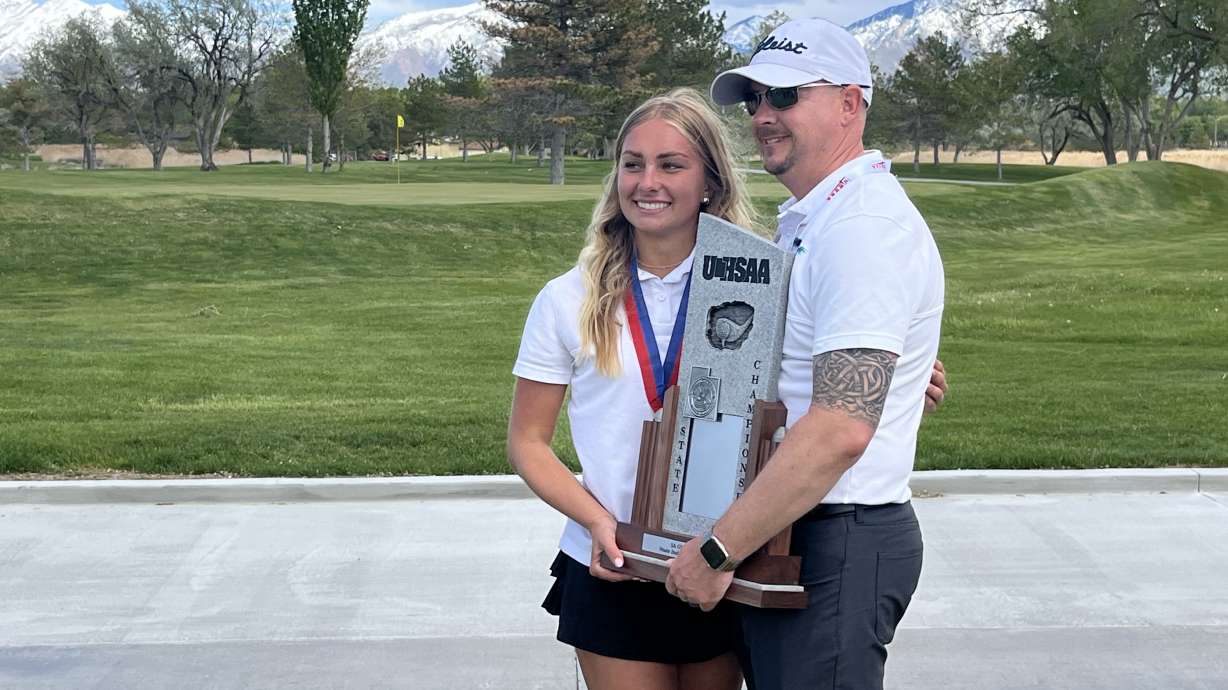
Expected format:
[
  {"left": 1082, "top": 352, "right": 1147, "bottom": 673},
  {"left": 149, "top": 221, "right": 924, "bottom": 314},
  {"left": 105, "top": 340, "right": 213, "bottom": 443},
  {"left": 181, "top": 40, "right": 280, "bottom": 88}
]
[{"left": 82, "top": 0, "right": 907, "bottom": 31}]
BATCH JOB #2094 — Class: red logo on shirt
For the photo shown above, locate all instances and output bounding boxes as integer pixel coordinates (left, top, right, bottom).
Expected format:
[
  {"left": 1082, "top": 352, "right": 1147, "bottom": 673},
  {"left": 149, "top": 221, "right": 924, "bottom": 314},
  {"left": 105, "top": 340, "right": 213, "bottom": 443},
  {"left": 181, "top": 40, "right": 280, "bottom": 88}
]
[{"left": 826, "top": 177, "right": 850, "bottom": 201}]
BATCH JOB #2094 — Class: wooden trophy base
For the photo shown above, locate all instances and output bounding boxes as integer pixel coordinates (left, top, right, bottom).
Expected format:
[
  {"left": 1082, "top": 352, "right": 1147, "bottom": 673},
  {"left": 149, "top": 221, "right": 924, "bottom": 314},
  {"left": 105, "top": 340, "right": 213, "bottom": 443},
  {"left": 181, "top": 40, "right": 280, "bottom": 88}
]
[
  {"left": 606, "top": 388, "right": 806, "bottom": 609},
  {"left": 604, "top": 523, "right": 806, "bottom": 609}
]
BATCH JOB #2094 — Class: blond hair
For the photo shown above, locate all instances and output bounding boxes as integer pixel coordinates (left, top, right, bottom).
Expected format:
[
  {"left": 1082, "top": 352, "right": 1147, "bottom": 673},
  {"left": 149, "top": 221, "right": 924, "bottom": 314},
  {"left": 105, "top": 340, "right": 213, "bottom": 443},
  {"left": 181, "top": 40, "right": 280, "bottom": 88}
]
[{"left": 577, "top": 87, "right": 758, "bottom": 377}]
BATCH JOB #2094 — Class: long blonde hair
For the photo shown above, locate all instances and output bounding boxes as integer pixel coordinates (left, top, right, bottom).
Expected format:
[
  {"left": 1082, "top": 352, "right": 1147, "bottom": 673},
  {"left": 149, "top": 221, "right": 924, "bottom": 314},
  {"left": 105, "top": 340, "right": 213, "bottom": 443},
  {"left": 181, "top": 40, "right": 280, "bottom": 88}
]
[{"left": 577, "top": 87, "right": 758, "bottom": 377}]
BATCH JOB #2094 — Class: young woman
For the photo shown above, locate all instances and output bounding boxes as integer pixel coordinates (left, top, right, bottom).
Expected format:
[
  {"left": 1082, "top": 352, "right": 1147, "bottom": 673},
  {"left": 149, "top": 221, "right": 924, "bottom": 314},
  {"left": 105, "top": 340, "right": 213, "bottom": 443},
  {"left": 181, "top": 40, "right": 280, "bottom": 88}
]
[{"left": 507, "top": 88, "right": 751, "bottom": 690}]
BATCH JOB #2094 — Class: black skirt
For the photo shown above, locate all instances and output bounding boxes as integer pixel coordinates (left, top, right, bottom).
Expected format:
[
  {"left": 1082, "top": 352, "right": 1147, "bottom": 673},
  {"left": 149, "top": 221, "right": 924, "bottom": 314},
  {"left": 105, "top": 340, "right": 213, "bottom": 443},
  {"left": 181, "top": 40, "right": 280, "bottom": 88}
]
[{"left": 542, "top": 551, "right": 737, "bottom": 664}]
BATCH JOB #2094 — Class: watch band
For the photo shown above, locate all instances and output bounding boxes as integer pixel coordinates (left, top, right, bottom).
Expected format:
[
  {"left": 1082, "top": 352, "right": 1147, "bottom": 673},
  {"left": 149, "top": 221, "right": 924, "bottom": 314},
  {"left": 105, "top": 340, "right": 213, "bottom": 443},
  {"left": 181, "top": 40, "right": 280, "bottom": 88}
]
[{"left": 700, "top": 531, "right": 740, "bottom": 572}]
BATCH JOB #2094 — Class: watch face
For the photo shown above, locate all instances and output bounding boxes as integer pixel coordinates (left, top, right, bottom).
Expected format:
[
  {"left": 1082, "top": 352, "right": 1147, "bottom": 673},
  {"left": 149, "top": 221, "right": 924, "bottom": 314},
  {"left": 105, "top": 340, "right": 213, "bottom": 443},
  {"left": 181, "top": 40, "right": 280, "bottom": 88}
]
[{"left": 700, "top": 537, "right": 727, "bottom": 569}]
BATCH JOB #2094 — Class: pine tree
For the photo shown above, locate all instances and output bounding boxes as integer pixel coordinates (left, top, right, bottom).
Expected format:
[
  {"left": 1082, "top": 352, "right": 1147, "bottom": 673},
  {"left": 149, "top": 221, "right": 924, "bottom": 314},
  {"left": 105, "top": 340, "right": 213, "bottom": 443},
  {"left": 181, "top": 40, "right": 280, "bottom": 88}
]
[
  {"left": 484, "top": 0, "right": 655, "bottom": 184},
  {"left": 440, "top": 40, "right": 486, "bottom": 162},
  {"left": 0, "top": 78, "right": 48, "bottom": 172},
  {"left": 403, "top": 75, "right": 448, "bottom": 160},
  {"left": 641, "top": 0, "right": 735, "bottom": 90},
  {"left": 893, "top": 32, "right": 964, "bottom": 170}
]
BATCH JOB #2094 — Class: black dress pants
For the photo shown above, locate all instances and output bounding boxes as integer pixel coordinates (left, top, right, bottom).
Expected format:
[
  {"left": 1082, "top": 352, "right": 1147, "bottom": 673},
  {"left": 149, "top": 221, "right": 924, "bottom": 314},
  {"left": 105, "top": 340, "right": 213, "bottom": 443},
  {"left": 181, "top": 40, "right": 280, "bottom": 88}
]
[{"left": 737, "top": 502, "right": 923, "bottom": 690}]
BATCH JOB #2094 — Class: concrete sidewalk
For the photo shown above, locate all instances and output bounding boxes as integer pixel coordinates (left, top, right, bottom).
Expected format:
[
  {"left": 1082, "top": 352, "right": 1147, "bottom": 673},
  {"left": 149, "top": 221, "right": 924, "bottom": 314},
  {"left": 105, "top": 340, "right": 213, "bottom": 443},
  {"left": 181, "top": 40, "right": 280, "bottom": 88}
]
[{"left": 2, "top": 472, "right": 1227, "bottom": 689}]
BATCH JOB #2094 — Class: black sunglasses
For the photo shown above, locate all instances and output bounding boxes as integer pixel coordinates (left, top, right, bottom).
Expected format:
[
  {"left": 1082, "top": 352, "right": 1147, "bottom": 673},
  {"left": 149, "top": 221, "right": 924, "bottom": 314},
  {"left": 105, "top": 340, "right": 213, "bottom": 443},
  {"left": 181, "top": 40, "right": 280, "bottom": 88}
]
[{"left": 743, "top": 83, "right": 863, "bottom": 116}]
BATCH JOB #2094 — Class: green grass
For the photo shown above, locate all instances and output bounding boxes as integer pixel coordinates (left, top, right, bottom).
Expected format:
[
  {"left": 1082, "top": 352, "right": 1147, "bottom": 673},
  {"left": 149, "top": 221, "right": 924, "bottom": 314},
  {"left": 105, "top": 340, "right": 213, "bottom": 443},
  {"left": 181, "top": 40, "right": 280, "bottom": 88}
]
[{"left": 0, "top": 159, "right": 1224, "bottom": 475}]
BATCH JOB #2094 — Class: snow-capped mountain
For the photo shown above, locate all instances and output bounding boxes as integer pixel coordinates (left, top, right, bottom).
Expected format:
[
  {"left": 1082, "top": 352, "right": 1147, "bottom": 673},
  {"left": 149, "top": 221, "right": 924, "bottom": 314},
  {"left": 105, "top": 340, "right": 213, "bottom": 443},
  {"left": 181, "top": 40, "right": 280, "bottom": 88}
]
[
  {"left": 847, "top": 0, "right": 1031, "bottom": 72},
  {"left": 0, "top": 0, "right": 125, "bottom": 80},
  {"left": 0, "top": 0, "right": 1028, "bottom": 86},
  {"left": 362, "top": 5, "right": 769, "bottom": 86},
  {"left": 722, "top": 14, "right": 765, "bottom": 55},
  {"left": 356, "top": 2, "right": 503, "bottom": 86}
]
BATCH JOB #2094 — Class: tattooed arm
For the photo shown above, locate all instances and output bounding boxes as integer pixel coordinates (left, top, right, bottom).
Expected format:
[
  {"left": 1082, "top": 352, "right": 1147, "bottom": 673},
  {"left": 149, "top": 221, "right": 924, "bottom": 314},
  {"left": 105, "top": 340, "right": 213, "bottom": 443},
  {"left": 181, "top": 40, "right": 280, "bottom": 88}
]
[
  {"left": 665, "top": 348, "right": 901, "bottom": 607},
  {"left": 812, "top": 348, "right": 898, "bottom": 425},
  {"left": 694, "top": 348, "right": 897, "bottom": 562}
]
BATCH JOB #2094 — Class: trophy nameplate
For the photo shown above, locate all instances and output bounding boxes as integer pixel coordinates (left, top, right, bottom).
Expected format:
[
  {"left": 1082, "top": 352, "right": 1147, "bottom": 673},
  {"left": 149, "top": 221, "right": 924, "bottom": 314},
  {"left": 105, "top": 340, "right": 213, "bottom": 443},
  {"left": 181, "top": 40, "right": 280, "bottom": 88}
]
[{"left": 603, "top": 213, "right": 806, "bottom": 609}]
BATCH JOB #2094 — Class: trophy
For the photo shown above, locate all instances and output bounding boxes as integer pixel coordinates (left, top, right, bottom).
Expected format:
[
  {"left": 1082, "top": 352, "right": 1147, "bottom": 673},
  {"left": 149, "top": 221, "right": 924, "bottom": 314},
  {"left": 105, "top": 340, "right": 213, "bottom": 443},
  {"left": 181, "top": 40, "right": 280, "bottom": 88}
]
[{"left": 603, "top": 213, "right": 806, "bottom": 608}]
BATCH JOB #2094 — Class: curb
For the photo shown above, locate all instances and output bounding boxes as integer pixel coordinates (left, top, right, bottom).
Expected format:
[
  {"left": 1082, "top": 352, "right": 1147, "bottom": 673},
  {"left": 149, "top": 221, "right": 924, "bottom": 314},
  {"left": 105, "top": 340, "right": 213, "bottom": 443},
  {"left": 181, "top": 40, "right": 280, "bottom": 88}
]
[
  {"left": 894, "top": 177, "right": 1019, "bottom": 187},
  {"left": 1, "top": 469, "right": 1225, "bottom": 505},
  {"left": 0, "top": 476, "right": 534, "bottom": 505},
  {"left": 908, "top": 468, "right": 1224, "bottom": 496}
]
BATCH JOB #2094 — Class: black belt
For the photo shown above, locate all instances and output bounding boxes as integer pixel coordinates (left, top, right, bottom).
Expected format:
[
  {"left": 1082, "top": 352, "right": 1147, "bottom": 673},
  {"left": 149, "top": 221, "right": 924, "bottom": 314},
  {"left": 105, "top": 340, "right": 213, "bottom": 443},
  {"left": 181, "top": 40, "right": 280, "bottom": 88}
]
[{"left": 800, "top": 501, "right": 912, "bottom": 522}]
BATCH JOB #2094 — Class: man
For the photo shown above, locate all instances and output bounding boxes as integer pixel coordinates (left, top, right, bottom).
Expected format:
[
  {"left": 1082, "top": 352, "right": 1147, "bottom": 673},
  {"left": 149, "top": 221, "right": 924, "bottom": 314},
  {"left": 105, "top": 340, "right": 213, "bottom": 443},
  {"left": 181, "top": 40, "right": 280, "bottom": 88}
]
[{"left": 665, "top": 18, "right": 945, "bottom": 690}]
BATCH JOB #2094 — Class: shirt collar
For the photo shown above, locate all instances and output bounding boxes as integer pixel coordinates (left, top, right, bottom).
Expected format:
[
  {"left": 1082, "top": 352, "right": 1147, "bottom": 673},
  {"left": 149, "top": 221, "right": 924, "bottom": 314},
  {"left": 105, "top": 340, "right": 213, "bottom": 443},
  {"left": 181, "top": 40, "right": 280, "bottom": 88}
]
[
  {"left": 776, "top": 150, "right": 883, "bottom": 222},
  {"left": 636, "top": 249, "right": 695, "bottom": 285}
]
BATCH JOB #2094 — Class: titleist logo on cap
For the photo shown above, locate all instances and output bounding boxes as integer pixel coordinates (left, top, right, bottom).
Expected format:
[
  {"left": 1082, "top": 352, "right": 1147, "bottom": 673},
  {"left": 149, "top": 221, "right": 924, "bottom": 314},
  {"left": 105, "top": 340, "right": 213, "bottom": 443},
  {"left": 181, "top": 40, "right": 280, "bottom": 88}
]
[{"left": 752, "top": 35, "right": 808, "bottom": 57}]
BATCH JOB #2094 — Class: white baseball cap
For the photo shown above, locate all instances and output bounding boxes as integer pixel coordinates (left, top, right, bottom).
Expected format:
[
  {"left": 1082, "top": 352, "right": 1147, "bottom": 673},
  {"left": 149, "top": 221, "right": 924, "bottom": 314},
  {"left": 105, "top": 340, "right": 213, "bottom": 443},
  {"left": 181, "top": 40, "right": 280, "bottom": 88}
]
[{"left": 711, "top": 17, "right": 874, "bottom": 108}]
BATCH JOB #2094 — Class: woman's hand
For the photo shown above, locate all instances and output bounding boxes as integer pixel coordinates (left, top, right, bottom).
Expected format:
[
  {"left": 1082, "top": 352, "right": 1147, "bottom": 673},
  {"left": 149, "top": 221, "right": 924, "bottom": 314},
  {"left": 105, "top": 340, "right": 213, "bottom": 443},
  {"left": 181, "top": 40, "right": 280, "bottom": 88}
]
[
  {"left": 924, "top": 358, "right": 947, "bottom": 414},
  {"left": 587, "top": 512, "right": 637, "bottom": 583}
]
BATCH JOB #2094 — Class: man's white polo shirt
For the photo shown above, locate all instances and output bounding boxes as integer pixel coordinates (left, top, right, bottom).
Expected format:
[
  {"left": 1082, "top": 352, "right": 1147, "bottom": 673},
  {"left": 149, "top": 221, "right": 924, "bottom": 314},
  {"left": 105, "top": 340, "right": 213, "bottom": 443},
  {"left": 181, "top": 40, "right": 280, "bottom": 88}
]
[
  {"left": 514, "top": 255, "right": 694, "bottom": 565},
  {"left": 776, "top": 151, "right": 944, "bottom": 506}
]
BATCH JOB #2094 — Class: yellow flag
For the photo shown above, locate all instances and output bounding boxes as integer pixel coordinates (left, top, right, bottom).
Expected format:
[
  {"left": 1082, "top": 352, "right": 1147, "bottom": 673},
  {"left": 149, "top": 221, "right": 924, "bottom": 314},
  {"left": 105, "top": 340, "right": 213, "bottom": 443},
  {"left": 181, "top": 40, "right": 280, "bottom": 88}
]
[{"left": 397, "top": 114, "right": 405, "bottom": 129}]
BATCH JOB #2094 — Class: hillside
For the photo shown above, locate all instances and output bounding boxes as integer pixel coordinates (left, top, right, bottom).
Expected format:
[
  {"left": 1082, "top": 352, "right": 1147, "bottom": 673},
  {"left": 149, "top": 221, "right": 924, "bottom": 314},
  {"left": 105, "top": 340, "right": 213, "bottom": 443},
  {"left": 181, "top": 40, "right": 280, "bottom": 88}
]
[{"left": 0, "top": 161, "right": 1224, "bottom": 474}]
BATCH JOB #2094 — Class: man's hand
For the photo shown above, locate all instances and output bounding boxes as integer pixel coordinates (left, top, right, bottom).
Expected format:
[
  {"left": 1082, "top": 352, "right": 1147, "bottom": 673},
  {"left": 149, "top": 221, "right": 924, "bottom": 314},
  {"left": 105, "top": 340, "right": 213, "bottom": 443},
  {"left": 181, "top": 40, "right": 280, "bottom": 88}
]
[
  {"left": 665, "top": 538, "right": 734, "bottom": 612},
  {"left": 924, "top": 358, "right": 947, "bottom": 414},
  {"left": 587, "top": 513, "right": 635, "bottom": 582}
]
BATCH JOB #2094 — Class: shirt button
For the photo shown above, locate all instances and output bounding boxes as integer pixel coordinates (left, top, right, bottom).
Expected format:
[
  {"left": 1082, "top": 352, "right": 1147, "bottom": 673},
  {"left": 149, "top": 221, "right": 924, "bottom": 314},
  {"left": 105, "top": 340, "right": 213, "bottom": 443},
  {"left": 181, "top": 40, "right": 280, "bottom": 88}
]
[{"left": 656, "top": 294, "right": 666, "bottom": 302}]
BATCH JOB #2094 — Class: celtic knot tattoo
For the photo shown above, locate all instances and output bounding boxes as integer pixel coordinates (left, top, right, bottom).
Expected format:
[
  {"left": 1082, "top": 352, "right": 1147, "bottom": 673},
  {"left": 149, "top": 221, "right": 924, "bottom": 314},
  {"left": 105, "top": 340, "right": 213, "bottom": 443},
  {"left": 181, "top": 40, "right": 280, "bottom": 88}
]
[{"left": 812, "top": 349, "right": 898, "bottom": 427}]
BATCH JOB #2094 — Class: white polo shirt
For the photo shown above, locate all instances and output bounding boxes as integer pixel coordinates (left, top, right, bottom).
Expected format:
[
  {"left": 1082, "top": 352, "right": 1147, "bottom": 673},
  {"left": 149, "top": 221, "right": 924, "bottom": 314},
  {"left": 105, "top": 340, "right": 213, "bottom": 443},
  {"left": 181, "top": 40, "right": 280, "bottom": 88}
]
[
  {"left": 776, "top": 150, "right": 944, "bottom": 505},
  {"left": 513, "top": 255, "right": 694, "bottom": 565}
]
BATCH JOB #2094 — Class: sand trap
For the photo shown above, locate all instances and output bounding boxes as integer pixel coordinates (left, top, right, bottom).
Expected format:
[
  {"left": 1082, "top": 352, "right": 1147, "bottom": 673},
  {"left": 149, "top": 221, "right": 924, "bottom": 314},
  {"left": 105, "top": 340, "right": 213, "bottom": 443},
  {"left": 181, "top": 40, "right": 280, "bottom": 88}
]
[
  {"left": 889, "top": 148, "right": 1228, "bottom": 172},
  {"left": 34, "top": 141, "right": 494, "bottom": 169},
  {"left": 35, "top": 144, "right": 301, "bottom": 169}
]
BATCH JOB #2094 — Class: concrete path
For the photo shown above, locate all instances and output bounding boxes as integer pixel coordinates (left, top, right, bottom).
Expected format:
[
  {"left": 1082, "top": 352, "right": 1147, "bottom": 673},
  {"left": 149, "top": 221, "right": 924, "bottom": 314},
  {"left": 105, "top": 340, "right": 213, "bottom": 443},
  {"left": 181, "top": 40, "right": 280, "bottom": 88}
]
[
  {"left": 739, "top": 167, "right": 1020, "bottom": 186},
  {"left": 2, "top": 471, "right": 1226, "bottom": 689},
  {"left": 893, "top": 176, "right": 1019, "bottom": 186}
]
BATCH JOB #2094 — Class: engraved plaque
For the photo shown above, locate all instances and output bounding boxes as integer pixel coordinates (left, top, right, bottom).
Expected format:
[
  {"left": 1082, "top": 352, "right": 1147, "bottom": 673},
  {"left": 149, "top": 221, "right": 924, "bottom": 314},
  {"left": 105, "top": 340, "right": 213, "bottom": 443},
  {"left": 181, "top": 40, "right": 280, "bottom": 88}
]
[
  {"left": 642, "top": 533, "right": 686, "bottom": 558},
  {"left": 663, "top": 214, "right": 794, "bottom": 537}
]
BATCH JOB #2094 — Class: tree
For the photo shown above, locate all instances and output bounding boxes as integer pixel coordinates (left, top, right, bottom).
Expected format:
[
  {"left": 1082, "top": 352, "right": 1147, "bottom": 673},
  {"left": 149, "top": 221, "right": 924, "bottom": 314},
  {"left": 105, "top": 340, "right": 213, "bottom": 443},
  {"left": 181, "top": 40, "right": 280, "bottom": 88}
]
[
  {"left": 894, "top": 32, "right": 965, "bottom": 171},
  {"left": 252, "top": 46, "right": 316, "bottom": 168},
  {"left": 109, "top": 9, "right": 189, "bottom": 171},
  {"left": 135, "top": 0, "right": 278, "bottom": 171},
  {"left": 363, "top": 86, "right": 403, "bottom": 160},
  {"left": 967, "top": 51, "right": 1029, "bottom": 179},
  {"left": 484, "top": 76, "right": 547, "bottom": 164},
  {"left": 227, "top": 97, "right": 262, "bottom": 163},
  {"left": 0, "top": 113, "right": 19, "bottom": 162},
  {"left": 947, "top": 65, "right": 984, "bottom": 162},
  {"left": 24, "top": 17, "right": 115, "bottom": 171},
  {"left": 1130, "top": 0, "right": 1228, "bottom": 159},
  {"left": 439, "top": 40, "right": 486, "bottom": 162},
  {"left": 484, "top": 0, "right": 656, "bottom": 184},
  {"left": 1176, "top": 114, "right": 1211, "bottom": 147},
  {"left": 330, "top": 45, "right": 383, "bottom": 168},
  {"left": 863, "top": 65, "right": 905, "bottom": 152},
  {"left": 292, "top": 0, "right": 368, "bottom": 173},
  {"left": 1009, "top": 15, "right": 1124, "bottom": 165},
  {"left": 1025, "top": 96, "right": 1077, "bottom": 165},
  {"left": 641, "top": 0, "right": 735, "bottom": 91},
  {"left": 0, "top": 78, "right": 48, "bottom": 171},
  {"left": 402, "top": 74, "right": 448, "bottom": 160},
  {"left": 1003, "top": 0, "right": 1226, "bottom": 163}
]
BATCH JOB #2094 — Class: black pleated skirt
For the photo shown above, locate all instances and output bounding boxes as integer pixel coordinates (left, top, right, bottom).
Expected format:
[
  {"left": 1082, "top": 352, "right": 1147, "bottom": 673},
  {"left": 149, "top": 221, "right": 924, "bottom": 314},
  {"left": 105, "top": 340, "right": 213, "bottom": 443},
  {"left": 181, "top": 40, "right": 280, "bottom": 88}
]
[{"left": 542, "top": 551, "right": 738, "bottom": 664}]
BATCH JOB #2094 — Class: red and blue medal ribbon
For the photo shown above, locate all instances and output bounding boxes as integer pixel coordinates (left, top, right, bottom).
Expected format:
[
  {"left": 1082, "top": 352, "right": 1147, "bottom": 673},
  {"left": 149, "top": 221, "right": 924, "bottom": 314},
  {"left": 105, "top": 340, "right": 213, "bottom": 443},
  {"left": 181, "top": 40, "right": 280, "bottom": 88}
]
[{"left": 624, "top": 253, "right": 691, "bottom": 412}]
